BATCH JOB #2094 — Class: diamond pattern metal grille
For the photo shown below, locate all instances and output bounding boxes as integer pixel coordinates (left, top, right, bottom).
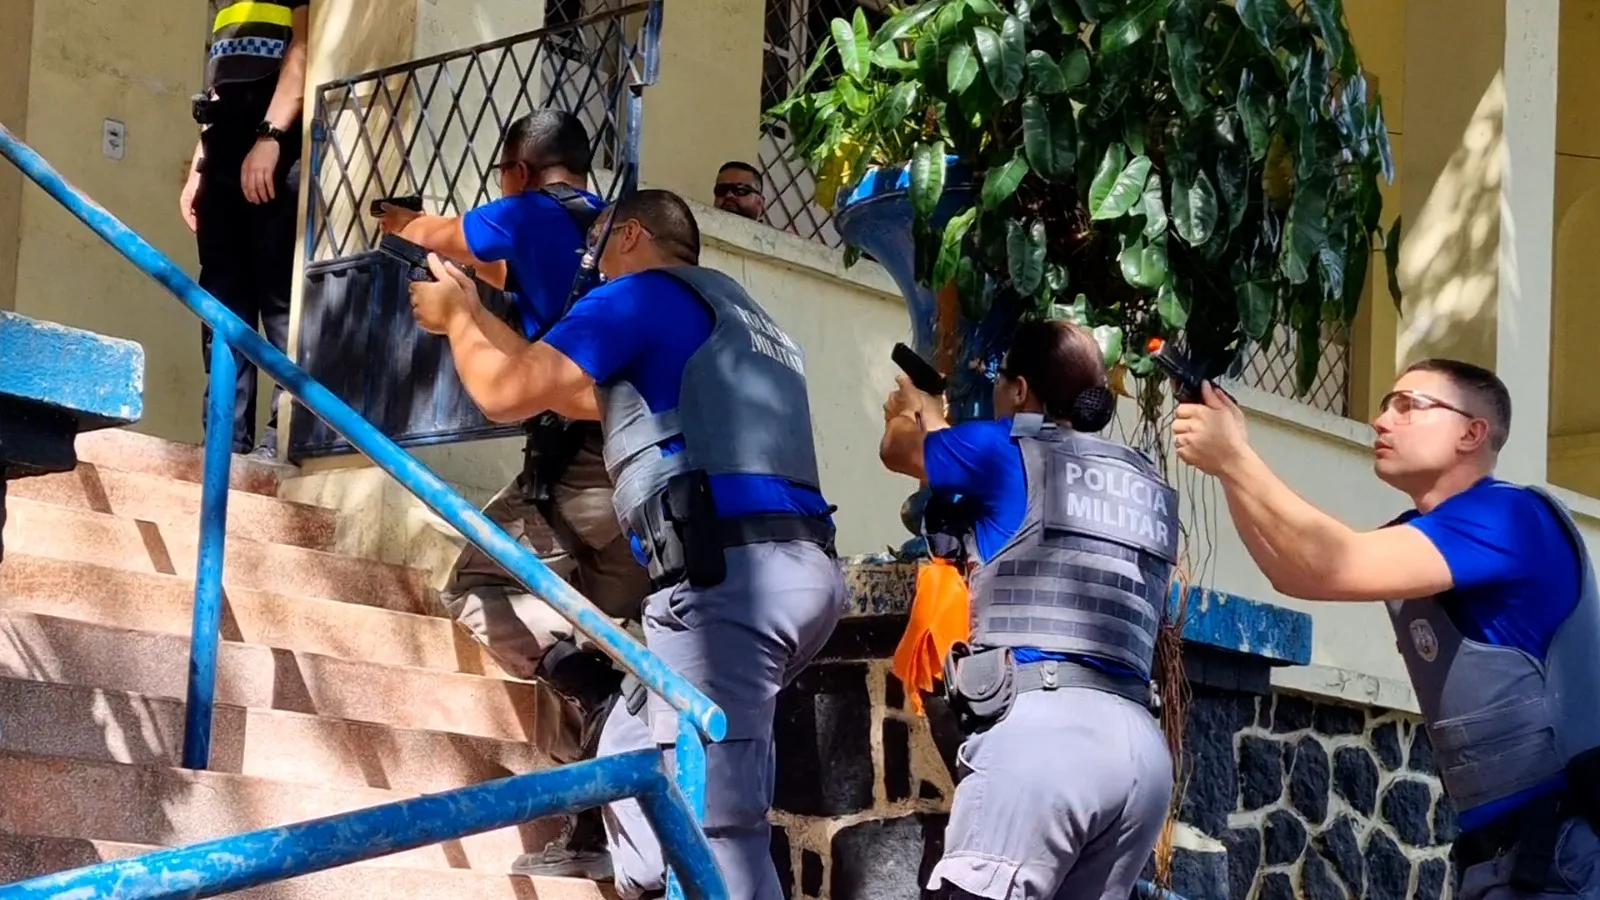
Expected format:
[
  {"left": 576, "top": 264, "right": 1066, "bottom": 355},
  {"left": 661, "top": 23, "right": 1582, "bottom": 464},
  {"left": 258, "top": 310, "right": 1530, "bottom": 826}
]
[
  {"left": 307, "top": 1, "right": 656, "bottom": 262},
  {"left": 1236, "top": 324, "right": 1352, "bottom": 416}
]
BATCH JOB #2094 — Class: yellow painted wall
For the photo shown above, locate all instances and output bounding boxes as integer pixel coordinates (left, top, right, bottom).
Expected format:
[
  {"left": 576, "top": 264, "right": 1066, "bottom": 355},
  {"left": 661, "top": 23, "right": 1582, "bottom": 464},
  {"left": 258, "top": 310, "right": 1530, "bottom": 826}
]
[
  {"left": 0, "top": 0, "right": 35, "bottom": 312},
  {"left": 12, "top": 0, "right": 208, "bottom": 441}
]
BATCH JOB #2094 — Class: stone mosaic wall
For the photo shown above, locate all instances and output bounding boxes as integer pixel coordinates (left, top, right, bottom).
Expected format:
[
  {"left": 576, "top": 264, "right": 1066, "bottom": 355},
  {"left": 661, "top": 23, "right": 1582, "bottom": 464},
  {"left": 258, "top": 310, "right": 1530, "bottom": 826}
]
[
  {"left": 768, "top": 648, "right": 1457, "bottom": 900},
  {"left": 1173, "top": 686, "right": 1458, "bottom": 900}
]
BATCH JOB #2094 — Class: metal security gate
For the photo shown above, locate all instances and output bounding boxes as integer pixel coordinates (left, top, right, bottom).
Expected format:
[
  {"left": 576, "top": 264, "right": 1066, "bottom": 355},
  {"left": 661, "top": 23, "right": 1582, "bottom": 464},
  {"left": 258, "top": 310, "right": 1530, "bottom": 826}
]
[{"left": 290, "top": 2, "right": 661, "bottom": 460}]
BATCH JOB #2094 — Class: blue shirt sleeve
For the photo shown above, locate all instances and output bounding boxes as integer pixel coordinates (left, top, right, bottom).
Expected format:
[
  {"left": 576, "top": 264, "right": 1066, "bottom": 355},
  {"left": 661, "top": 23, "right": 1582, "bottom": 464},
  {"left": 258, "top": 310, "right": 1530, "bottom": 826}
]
[
  {"left": 924, "top": 420, "right": 1021, "bottom": 510},
  {"left": 1406, "top": 484, "right": 1556, "bottom": 591},
  {"left": 540, "top": 274, "right": 656, "bottom": 384},
  {"left": 461, "top": 193, "right": 568, "bottom": 263}
]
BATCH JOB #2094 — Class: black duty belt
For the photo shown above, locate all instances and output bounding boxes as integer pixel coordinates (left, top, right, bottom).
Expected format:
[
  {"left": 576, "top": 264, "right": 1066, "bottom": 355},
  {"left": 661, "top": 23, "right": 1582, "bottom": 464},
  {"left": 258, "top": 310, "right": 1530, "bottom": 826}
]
[
  {"left": 717, "top": 513, "right": 837, "bottom": 555},
  {"left": 1014, "top": 659, "right": 1151, "bottom": 708}
]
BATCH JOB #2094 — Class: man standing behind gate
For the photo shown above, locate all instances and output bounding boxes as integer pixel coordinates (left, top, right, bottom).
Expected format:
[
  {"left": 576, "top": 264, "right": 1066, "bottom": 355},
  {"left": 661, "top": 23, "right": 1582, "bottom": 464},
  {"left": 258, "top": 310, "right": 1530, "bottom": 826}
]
[
  {"left": 380, "top": 111, "right": 653, "bottom": 880},
  {"left": 180, "top": 0, "right": 309, "bottom": 458}
]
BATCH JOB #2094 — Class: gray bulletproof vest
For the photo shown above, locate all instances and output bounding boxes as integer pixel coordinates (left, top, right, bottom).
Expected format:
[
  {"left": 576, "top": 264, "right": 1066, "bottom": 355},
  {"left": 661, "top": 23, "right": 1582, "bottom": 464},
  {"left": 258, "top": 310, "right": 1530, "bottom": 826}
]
[
  {"left": 967, "top": 416, "right": 1180, "bottom": 678},
  {"left": 1386, "top": 485, "right": 1600, "bottom": 812},
  {"left": 598, "top": 265, "right": 823, "bottom": 534}
]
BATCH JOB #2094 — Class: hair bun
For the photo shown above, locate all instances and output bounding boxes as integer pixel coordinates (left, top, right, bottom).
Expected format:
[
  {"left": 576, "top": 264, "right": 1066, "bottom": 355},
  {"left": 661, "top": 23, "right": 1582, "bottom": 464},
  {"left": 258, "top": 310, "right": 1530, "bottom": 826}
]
[{"left": 1068, "top": 385, "right": 1116, "bottom": 433}]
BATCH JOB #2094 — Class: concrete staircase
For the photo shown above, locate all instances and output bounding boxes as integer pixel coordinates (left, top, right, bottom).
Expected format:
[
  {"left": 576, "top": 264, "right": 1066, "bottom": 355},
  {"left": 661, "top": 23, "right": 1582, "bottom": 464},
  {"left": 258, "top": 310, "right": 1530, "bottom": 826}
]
[{"left": 0, "top": 429, "right": 612, "bottom": 898}]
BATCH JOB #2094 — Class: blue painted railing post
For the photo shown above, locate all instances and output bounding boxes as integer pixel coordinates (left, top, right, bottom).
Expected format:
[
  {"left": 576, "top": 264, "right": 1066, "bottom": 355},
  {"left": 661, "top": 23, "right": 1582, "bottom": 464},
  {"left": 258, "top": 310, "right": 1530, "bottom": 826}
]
[
  {"left": 665, "top": 711, "right": 707, "bottom": 900},
  {"left": 181, "top": 341, "right": 236, "bottom": 770}
]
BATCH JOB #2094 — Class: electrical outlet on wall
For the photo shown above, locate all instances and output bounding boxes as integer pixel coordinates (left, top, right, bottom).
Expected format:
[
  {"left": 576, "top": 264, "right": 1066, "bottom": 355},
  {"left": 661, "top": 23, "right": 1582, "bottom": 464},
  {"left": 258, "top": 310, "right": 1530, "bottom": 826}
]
[{"left": 102, "top": 119, "right": 126, "bottom": 161}]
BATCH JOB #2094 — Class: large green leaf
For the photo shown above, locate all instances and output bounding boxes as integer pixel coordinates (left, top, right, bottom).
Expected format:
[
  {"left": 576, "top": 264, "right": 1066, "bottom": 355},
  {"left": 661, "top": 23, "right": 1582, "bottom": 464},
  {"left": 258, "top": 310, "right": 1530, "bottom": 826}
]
[
  {"left": 1007, "top": 218, "right": 1048, "bottom": 295},
  {"left": 831, "top": 15, "right": 870, "bottom": 80},
  {"left": 1093, "top": 324, "right": 1125, "bottom": 368},
  {"left": 982, "top": 152, "right": 1030, "bottom": 208},
  {"left": 1238, "top": 69, "right": 1272, "bottom": 161},
  {"left": 933, "top": 207, "right": 979, "bottom": 288},
  {"left": 1287, "top": 48, "right": 1329, "bottom": 133},
  {"left": 1046, "top": 0, "right": 1079, "bottom": 29},
  {"left": 880, "top": 82, "right": 921, "bottom": 130},
  {"left": 1157, "top": 280, "right": 1190, "bottom": 329},
  {"left": 1166, "top": 0, "right": 1206, "bottom": 116},
  {"left": 1233, "top": 262, "right": 1275, "bottom": 340},
  {"left": 1235, "top": 0, "right": 1288, "bottom": 52},
  {"left": 873, "top": 0, "right": 941, "bottom": 48},
  {"left": 975, "top": 19, "right": 1026, "bottom": 102},
  {"left": 1046, "top": 263, "right": 1071, "bottom": 293},
  {"left": 836, "top": 78, "right": 870, "bottom": 114},
  {"left": 1073, "top": 0, "right": 1101, "bottom": 22},
  {"left": 967, "top": 0, "right": 1005, "bottom": 16},
  {"left": 1089, "top": 147, "right": 1151, "bottom": 220},
  {"left": 1025, "top": 49, "right": 1068, "bottom": 93},
  {"left": 1119, "top": 238, "right": 1169, "bottom": 290},
  {"left": 1059, "top": 47, "right": 1090, "bottom": 89},
  {"left": 1305, "top": 0, "right": 1356, "bottom": 76},
  {"left": 1318, "top": 227, "right": 1347, "bottom": 306},
  {"left": 911, "top": 140, "right": 947, "bottom": 219},
  {"left": 1214, "top": 118, "right": 1251, "bottom": 233},
  {"left": 871, "top": 41, "right": 920, "bottom": 73},
  {"left": 1294, "top": 314, "right": 1322, "bottom": 396},
  {"left": 956, "top": 257, "right": 989, "bottom": 319},
  {"left": 1372, "top": 96, "right": 1396, "bottom": 182},
  {"left": 1280, "top": 175, "right": 1330, "bottom": 284},
  {"left": 1022, "top": 93, "right": 1076, "bottom": 180},
  {"left": 1342, "top": 231, "right": 1371, "bottom": 322},
  {"left": 915, "top": 29, "right": 944, "bottom": 91},
  {"left": 1140, "top": 171, "right": 1167, "bottom": 238},
  {"left": 1172, "top": 166, "right": 1219, "bottom": 245},
  {"left": 948, "top": 40, "right": 980, "bottom": 94},
  {"left": 1099, "top": 0, "right": 1170, "bottom": 54}
]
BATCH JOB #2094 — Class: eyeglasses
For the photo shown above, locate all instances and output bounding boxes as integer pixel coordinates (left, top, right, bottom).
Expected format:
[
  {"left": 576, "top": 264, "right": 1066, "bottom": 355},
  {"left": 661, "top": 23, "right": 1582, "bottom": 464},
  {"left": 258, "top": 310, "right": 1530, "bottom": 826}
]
[
  {"left": 713, "top": 182, "right": 760, "bottom": 199},
  {"left": 1377, "top": 389, "right": 1479, "bottom": 422}
]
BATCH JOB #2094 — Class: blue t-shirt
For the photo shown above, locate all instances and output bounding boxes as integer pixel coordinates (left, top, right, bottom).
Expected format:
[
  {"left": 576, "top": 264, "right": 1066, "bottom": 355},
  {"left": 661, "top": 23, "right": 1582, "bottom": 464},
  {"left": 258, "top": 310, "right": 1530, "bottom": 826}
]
[
  {"left": 923, "top": 418, "right": 1142, "bottom": 678},
  {"left": 462, "top": 187, "right": 602, "bottom": 338},
  {"left": 542, "top": 270, "right": 833, "bottom": 528},
  {"left": 1392, "top": 478, "right": 1583, "bottom": 831}
]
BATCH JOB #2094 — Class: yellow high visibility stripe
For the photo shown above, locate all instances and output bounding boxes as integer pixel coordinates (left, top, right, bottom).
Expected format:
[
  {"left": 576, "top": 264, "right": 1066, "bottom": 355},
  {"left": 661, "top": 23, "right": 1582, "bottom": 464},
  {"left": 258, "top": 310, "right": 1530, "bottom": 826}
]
[{"left": 213, "top": 2, "right": 295, "bottom": 32}]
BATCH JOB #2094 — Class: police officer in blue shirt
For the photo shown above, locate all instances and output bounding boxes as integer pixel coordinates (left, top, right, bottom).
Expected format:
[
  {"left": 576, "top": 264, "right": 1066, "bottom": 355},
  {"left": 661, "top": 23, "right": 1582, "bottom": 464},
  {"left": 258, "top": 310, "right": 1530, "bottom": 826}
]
[
  {"left": 407, "top": 188, "right": 845, "bottom": 899},
  {"left": 383, "top": 109, "right": 649, "bottom": 880},
  {"left": 879, "top": 320, "right": 1177, "bottom": 900},
  {"left": 1173, "top": 359, "right": 1600, "bottom": 899}
]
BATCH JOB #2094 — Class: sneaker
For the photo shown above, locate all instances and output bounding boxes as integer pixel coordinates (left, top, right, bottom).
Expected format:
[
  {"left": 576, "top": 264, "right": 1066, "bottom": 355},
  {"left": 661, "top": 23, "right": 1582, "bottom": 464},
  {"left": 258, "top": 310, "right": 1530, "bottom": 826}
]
[
  {"left": 510, "top": 845, "right": 613, "bottom": 881},
  {"left": 246, "top": 444, "right": 277, "bottom": 461}
]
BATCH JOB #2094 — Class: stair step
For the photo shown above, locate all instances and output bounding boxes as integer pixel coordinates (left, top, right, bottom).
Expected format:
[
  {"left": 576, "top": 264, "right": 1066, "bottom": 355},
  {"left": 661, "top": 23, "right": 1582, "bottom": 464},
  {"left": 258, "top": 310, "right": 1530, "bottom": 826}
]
[
  {"left": 0, "top": 611, "right": 569, "bottom": 745},
  {"left": 0, "top": 554, "right": 508, "bottom": 678},
  {"left": 2, "top": 498, "right": 430, "bottom": 614},
  {"left": 8, "top": 464, "right": 337, "bottom": 551},
  {"left": 75, "top": 428, "right": 296, "bottom": 497},
  {"left": 0, "top": 835, "right": 614, "bottom": 899},
  {"left": 0, "top": 677, "right": 550, "bottom": 794},
  {"left": 0, "top": 751, "right": 562, "bottom": 873}
]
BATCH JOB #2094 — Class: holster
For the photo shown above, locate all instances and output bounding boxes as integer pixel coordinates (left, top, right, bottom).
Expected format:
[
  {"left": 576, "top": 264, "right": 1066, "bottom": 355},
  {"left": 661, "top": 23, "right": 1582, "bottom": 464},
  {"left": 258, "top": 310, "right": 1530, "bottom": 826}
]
[
  {"left": 667, "top": 471, "right": 727, "bottom": 589},
  {"left": 521, "top": 414, "right": 596, "bottom": 512},
  {"left": 942, "top": 643, "right": 1018, "bottom": 734}
]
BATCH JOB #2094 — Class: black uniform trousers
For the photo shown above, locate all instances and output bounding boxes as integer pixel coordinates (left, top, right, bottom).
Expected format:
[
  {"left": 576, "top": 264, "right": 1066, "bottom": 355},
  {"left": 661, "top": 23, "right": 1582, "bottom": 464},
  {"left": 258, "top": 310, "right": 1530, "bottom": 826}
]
[{"left": 195, "top": 92, "right": 302, "bottom": 455}]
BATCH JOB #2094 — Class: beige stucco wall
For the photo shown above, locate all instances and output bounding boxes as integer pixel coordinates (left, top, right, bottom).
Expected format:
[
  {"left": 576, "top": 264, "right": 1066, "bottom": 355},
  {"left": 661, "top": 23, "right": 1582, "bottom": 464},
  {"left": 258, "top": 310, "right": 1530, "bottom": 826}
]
[
  {"left": 0, "top": 0, "right": 35, "bottom": 312},
  {"left": 9, "top": 0, "right": 207, "bottom": 441}
]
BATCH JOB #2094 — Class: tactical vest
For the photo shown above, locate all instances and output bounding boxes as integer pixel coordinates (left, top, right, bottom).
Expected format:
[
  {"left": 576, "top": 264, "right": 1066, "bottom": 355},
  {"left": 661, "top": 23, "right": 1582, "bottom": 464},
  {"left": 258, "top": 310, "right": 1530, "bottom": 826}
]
[
  {"left": 966, "top": 416, "right": 1180, "bottom": 679},
  {"left": 206, "top": 1, "right": 302, "bottom": 90},
  {"left": 1386, "top": 486, "right": 1600, "bottom": 813},
  {"left": 598, "top": 265, "right": 827, "bottom": 584}
]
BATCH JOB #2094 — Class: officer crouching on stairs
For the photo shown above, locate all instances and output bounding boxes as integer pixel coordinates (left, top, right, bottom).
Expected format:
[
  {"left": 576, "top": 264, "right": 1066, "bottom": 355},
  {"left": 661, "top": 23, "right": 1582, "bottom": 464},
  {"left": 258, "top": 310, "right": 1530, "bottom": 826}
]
[
  {"left": 880, "top": 319, "right": 1177, "bottom": 900},
  {"left": 180, "top": 0, "right": 310, "bottom": 459},
  {"left": 381, "top": 110, "right": 651, "bottom": 880},
  {"left": 407, "top": 188, "right": 846, "bottom": 899},
  {"left": 1174, "top": 358, "right": 1600, "bottom": 899}
]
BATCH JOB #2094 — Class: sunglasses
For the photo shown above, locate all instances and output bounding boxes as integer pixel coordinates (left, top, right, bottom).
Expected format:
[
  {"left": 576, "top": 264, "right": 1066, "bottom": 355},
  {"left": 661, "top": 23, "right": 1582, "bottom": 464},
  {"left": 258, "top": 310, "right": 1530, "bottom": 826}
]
[
  {"left": 714, "top": 182, "right": 760, "bottom": 199},
  {"left": 1377, "top": 389, "right": 1479, "bottom": 422}
]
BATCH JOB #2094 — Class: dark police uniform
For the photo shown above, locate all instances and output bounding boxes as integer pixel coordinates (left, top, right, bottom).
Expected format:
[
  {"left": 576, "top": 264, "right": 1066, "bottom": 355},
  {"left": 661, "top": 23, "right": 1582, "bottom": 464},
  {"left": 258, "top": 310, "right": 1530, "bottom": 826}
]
[
  {"left": 927, "top": 413, "right": 1177, "bottom": 900},
  {"left": 194, "top": 0, "right": 307, "bottom": 454}
]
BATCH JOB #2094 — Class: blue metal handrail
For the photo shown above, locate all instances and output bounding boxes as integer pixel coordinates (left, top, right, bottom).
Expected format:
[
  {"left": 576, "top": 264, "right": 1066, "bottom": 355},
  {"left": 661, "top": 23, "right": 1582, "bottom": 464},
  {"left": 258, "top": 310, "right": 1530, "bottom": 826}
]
[{"left": 0, "top": 107, "right": 725, "bottom": 898}]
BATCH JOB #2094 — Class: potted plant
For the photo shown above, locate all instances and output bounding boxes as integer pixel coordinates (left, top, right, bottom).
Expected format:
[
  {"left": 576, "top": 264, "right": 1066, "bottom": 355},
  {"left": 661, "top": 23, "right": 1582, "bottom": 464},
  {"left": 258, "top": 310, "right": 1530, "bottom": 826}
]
[
  {"left": 767, "top": 0, "right": 1397, "bottom": 890},
  {"left": 770, "top": 0, "right": 1397, "bottom": 425}
]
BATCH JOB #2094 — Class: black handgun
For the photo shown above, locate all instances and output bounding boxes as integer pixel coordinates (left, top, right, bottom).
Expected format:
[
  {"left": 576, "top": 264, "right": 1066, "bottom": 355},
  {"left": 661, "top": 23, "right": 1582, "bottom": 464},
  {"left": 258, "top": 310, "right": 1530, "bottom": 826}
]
[
  {"left": 892, "top": 342, "right": 947, "bottom": 396},
  {"left": 370, "top": 195, "right": 425, "bottom": 218},
  {"left": 1147, "top": 337, "right": 1230, "bottom": 404},
  {"left": 379, "top": 234, "right": 478, "bottom": 284}
]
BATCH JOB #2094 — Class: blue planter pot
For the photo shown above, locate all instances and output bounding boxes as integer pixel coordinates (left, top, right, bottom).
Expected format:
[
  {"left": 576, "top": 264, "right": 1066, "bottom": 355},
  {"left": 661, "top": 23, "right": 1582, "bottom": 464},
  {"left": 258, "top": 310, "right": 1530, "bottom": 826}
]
[{"left": 834, "top": 158, "right": 1006, "bottom": 425}]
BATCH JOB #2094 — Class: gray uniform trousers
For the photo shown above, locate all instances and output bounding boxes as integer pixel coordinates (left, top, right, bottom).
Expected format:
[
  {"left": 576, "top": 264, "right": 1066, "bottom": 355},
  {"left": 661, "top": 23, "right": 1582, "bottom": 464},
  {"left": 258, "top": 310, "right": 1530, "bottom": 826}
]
[
  {"left": 927, "top": 686, "right": 1174, "bottom": 900},
  {"left": 440, "top": 435, "right": 652, "bottom": 757},
  {"left": 596, "top": 540, "right": 847, "bottom": 900},
  {"left": 1457, "top": 817, "right": 1600, "bottom": 898}
]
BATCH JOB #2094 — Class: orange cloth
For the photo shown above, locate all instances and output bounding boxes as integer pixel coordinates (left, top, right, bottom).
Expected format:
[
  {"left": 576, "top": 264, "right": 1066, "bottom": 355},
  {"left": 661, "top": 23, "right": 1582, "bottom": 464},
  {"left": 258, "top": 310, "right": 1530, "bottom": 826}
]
[{"left": 892, "top": 557, "right": 972, "bottom": 715}]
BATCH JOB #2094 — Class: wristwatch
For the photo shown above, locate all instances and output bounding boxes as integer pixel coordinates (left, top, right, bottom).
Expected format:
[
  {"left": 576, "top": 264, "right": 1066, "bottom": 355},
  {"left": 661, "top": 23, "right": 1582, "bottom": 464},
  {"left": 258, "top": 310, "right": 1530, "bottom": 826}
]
[{"left": 256, "top": 121, "right": 289, "bottom": 142}]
